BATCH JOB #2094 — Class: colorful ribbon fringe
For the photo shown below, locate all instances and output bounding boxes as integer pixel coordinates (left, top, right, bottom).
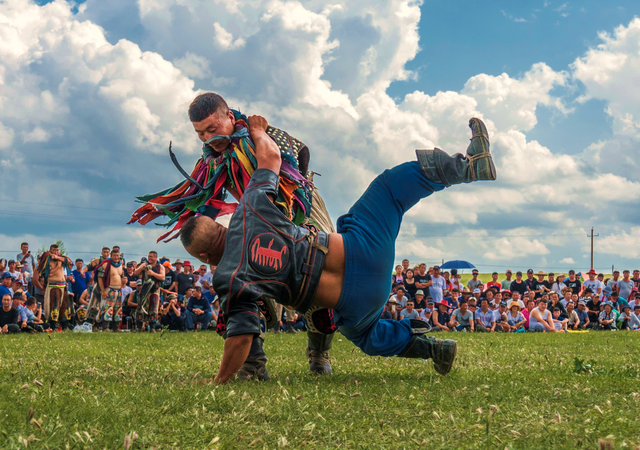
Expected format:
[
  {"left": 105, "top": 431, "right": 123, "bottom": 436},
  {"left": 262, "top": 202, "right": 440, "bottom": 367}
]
[{"left": 128, "top": 110, "right": 313, "bottom": 242}]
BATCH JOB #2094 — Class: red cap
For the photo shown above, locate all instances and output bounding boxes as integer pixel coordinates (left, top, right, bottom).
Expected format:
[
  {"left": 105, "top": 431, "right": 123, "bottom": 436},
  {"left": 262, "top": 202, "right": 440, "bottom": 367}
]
[{"left": 587, "top": 269, "right": 596, "bottom": 274}]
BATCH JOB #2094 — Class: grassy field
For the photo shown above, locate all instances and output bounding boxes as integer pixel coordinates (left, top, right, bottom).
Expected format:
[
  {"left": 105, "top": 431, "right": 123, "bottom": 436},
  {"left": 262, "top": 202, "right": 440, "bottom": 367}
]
[{"left": 1, "top": 331, "right": 640, "bottom": 449}]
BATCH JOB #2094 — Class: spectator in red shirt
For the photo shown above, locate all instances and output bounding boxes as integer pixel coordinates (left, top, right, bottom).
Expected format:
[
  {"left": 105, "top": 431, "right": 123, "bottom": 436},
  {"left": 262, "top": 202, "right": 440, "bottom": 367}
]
[{"left": 486, "top": 272, "right": 501, "bottom": 291}]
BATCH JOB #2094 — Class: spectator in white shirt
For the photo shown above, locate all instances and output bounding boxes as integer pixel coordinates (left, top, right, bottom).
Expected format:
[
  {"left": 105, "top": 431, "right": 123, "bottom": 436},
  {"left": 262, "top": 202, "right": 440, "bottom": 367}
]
[
  {"left": 582, "top": 269, "right": 603, "bottom": 296},
  {"left": 429, "top": 266, "right": 447, "bottom": 304}
]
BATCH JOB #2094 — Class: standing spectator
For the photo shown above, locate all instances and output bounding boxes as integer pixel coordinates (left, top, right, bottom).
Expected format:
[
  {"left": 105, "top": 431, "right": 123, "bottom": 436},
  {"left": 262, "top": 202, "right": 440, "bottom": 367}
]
[
  {"left": 429, "top": 266, "right": 446, "bottom": 304},
  {"left": 403, "top": 269, "right": 418, "bottom": 299},
  {"left": 399, "top": 300, "right": 419, "bottom": 320},
  {"left": 509, "top": 271, "right": 527, "bottom": 297},
  {"left": 450, "top": 269, "right": 463, "bottom": 292},
  {"left": 575, "top": 300, "right": 591, "bottom": 329},
  {"left": 16, "top": 242, "right": 36, "bottom": 283},
  {"left": 442, "top": 271, "right": 453, "bottom": 291},
  {"left": 524, "top": 269, "right": 535, "bottom": 292},
  {"left": 528, "top": 298, "right": 555, "bottom": 332},
  {"left": 551, "top": 273, "right": 565, "bottom": 294},
  {"left": 618, "top": 270, "right": 635, "bottom": 301},
  {"left": 582, "top": 269, "right": 603, "bottom": 296},
  {"left": 475, "top": 298, "right": 495, "bottom": 332},
  {"left": 124, "top": 262, "right": 138, "bottom": 288},
  {"left": 632, "top": 270, "right": 640, "bottom": 290},
  {"left": 414, "top": 263, "right": 432, "bottom": 298},
  {"left": 501, "top": 270, "right": 513, "bottom": 290},
  {"left": 392, "top": 265, "right": 404, "bottom": 284},
  {"left": 531, "top": 271, "right": 550, "bottom": 298},
  {"left": 565, "top": 270, "right": 582, "bottom": 295},
  {"left": 466, "top": 269, "right": 482, "bottom": 291},
  {"left": 161, "top": 261, "right": 178, "bottom": 295},
  {"left": 71, "top": 259, "right": 89, "bottom": 302},
  {"left": 200, "top": 265, "right": 217, "bottom": 301},
  {"left": 173, "top": 259, "right": 183, "bottom": 275},
  {"left": 598, "top": 302, "right": 617, "bottom": 330},
  {"left": 176, "top": 261, "right": 195, "bottom": 296},
  {"left": 607, "top": 270, "right": 620, "bottom": 295},
  {"left": 486, "top": 272, "right": 501, "bottom": 290},
  {"left": 430, "top": 301, "right": 451, "bottom": 331},
  {"left": 401, "top": 259, "right": 410, "bottom": 277},
  {"left": 0, "top": 293, "right": 21, "bottom": 334},
  {"left": 185, "top": 287, "right": 212, "bottom": 331}
]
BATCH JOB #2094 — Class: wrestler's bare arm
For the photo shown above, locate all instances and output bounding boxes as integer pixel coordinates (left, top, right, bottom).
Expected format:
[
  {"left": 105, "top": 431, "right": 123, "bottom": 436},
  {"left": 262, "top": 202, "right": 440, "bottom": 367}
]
[
  {"left": 215, "top": 334, "right": 253, "bottom": 384},
  {"left": 248, "top": 115, "right": 281, "bottom": 175}
]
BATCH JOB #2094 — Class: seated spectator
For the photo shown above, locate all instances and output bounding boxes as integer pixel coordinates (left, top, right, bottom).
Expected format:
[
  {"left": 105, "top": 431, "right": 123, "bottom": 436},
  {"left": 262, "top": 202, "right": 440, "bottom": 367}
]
[
  {"left": 551, "top": 307, "right": 568, "bottom": 332},
  {"left": 484, "top": 289, "right": 495, "bottom": 307},
  {"left": 185, "top": 287, "right": 212, "bottom": 331},
  {"left": 528, "top": 298, "right": 555, "bottom": 332},
  {"left": 633, "top": 305, "right": 640, "bottom": 328},
  {"left": 475, "top": 298, "right": 496, "bottom": 333},
  {"left": 0, "top": 273, "right": 13, "bottom": 298},
  {"left": 585, "top": 293, "right": 602, "bottom": 326},
  {"left": 522, "top": 299, "right": 535, "bottom": 329},
  {"left": 12, "top": 292, "right": 29, "bottom": 331},
  {"left": 448, "top": 288, "right": 460, "bottom": 312},
  {"left": 551, "top": 273, "right": 566, "bottom": 294},
  {"left": 598, "top": 302, "right": 617, "bottom": 330},
  {"left": 160, "top": 293, "right": 186, "bottom": 331},
  {"left": 382, "top": 301, "right": 397, "bottom": 320},
  {"left": 419, "top": 299, "right": 433, "bottom": 322},
  {"left": 467, "top": 296, "right": 477, "bottom": 309},
  {"left": 451, "top": 299, "right": 474, "bottom": 332},
  {"left": 629, "top": 292, "right": 640, "bottom": 310},
  {"left": 413, "top": 290, "right": 427, "bottom": 314},
  {"left": 611, "top": 292, "right": 628, "bottom": 315},
  {"left": 399, "top": 300, "right": 419, "bottom": 320},
  {"left": 560, "top": 288, "right": 572, "bottom": 308},
  {"left": 492, "top": 301, "right": 510, "bottom": 332},
  {"left": 506, "top": 302, "right": 526, "bottom": 332},
  {"left": 390, "top": 287, "right": 409, "bottom": 311},
  {"left": 565, "top": 301, "right": 580, "bottom": 330},
  {"left": 575, "top": 300, "right": 591, "bottom": 329},
  {"left": 0, "top": 293, "right": 21, "bottom": 334},
  {"left": 618, "top": 305, "right": 640, "bottom": 330},
  {"left": 430, "top": 301, "right": 451, "bottom": 331},
  {"left": 507, "top": 291, "right": 525, "bottom": 311},
  {"left": 548, "top": 292, "right": 567, "bottom": 319},
  {"left": 24, "top": 297, "right": 48, "bottom": 332},
  {"left": 211, "top": 298, "right": 220, "bottom": 327}
]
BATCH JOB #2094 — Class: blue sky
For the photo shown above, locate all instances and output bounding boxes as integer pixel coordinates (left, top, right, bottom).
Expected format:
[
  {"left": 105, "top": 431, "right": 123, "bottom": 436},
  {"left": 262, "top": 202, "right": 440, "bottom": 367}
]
[{"left": 1, "top": 0, "right": 640, "bottom": 272}]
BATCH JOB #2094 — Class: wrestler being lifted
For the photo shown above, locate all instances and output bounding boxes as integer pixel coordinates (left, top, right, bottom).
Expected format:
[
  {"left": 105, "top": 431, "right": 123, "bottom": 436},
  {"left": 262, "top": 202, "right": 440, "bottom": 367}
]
[{"left": 180, "top": 114, "right": 497, "bottom": 383}]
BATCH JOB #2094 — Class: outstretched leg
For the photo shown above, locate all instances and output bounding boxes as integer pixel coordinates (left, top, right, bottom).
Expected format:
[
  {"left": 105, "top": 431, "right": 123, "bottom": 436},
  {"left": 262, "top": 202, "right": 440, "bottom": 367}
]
[{"left": 333, "top": 118, "right": 495, "bottom": 370}]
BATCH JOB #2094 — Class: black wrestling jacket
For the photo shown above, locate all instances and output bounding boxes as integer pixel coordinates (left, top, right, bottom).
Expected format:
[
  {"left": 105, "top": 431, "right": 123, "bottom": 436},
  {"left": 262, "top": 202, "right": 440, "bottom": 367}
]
[{"left": 213, "top": 169, "right": 329, "bottom": 337}]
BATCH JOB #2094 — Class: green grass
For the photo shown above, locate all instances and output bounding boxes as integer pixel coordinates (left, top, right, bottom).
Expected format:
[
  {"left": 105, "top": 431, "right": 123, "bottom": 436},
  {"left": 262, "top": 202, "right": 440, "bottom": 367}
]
[{"left": 1, "top": 331, "right": 639, "bottom": 449}]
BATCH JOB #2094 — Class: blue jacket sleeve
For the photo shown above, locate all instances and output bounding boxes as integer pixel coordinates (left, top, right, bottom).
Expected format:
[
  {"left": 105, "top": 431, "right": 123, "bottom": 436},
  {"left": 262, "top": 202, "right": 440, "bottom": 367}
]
[{"left": 186, "top": 297, "right": 195, "bottom": 312}]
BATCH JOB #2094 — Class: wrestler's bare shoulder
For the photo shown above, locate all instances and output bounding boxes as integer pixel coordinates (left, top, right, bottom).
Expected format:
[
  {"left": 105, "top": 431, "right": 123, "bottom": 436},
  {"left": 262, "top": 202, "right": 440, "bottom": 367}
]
[{"left": 314, "top": 233, "right": 344, "bottom": 310}]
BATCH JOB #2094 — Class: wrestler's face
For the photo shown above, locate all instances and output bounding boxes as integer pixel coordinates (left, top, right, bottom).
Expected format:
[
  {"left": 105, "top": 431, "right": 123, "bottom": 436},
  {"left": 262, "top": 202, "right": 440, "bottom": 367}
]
[
  {"left": 102, "top": 249, "right": 110, "bottom": 259},
  {"left": 184, "top": 218, "right": 227, "bottom": 266},
  {"left": 50, "top": 247, "right": 59, "bottom": 256},
  {"left": 193, "top": 109, "right": 236, "bottom": 153},
  {"left": 111, "top": 253, "right": 121, "bottom": 263},
  {"left": 148, "top": 253, "right": 158, "bottom": 265}
]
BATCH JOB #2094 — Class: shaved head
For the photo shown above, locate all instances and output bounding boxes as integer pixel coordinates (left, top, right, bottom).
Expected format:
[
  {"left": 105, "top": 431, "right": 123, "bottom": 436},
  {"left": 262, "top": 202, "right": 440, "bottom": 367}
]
[{"left": 181, "top": 215, "right": 227, "bottom": 265}]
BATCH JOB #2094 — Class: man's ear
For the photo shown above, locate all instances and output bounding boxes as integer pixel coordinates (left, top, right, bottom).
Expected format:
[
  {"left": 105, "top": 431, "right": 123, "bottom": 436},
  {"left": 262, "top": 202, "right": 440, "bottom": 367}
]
[
  {"left": 228, "top": 109, "right": 235, "bottom": 126},
  {"left": 198, "top": 253, "right": 210, "bottom": 264}
]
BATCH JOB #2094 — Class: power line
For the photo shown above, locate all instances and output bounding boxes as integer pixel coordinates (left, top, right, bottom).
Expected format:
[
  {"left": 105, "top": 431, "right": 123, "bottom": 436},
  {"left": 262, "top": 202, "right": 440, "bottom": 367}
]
[
  {"left": 0, "top": 199, "right": 134, "bottom": 213},
  {"left": 0, "top": 210, "right": 125, "bottom": 224}
]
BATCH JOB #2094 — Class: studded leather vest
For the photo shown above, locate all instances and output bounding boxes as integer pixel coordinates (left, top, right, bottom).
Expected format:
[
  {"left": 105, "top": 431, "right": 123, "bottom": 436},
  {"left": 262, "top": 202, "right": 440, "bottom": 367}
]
[{"left": 213, "top": 168, "right": 329, "bottom": 338}]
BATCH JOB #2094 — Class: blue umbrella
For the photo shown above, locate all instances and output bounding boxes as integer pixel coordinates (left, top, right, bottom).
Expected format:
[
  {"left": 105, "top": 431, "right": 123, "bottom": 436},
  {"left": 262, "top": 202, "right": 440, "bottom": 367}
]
[{"left": 440, "top": 260, "right": 476, "bottom": 270}]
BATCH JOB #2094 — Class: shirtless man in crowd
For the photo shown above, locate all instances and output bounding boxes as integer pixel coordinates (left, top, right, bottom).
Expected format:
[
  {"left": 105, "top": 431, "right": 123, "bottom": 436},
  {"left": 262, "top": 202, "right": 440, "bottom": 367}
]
[
  {"left": 34, "top": 244, "right": 73, "bottom": 330},
  {"left": 83, "top": 246, "right": 111, "bottom": 325},
  {"left": 95, "top": 249, "right": 125, "bottom": 331}
]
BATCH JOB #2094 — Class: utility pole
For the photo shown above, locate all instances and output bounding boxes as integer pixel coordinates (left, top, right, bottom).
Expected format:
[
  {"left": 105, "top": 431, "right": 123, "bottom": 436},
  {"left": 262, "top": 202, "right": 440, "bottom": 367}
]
[{"left": 587, "top": 227, "right": 599, "bottom": 270}]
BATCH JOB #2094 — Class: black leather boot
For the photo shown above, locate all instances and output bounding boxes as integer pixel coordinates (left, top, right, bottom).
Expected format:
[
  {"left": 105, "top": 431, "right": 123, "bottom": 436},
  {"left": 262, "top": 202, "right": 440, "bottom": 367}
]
[
  {"left": 237, "top": 337, "right": 271, "bottom": 381},
  {"left": 307, "top": 331, "right": 333, "bottom": 374},
  {"left": 416, "top": 117, "right": 496, "bottom": 186},
  {"left": 399, "top": 336, "right": 457, "bottom": 375}
]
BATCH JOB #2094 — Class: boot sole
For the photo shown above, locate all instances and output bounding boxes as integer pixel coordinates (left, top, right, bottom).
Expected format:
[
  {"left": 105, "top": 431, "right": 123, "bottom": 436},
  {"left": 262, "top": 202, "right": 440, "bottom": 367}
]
[{"left": 434, "top": 341, "right": 457, "bottom": 376}]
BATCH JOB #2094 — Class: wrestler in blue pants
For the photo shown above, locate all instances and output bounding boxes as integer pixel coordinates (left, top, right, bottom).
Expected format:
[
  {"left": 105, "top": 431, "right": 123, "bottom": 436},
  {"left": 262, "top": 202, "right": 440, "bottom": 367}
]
[{"left": 334, "top": 161, "right": 445, "bottom": 356}]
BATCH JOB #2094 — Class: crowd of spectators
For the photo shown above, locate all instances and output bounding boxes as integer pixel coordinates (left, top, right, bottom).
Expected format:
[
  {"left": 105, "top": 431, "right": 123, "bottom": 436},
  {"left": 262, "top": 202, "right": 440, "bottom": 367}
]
[
  {"left": 2, "top": 245, "right": 640, "bottom": 335},
  {"left": 386, "top": 259, "right": 640, "bottom": 333}
]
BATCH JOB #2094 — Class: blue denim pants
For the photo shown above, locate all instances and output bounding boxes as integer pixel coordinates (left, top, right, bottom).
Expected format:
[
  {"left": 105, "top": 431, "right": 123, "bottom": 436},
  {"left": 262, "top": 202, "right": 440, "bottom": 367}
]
[{"left": 334, "top": 161, "right": 445, "bottom": 356}]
